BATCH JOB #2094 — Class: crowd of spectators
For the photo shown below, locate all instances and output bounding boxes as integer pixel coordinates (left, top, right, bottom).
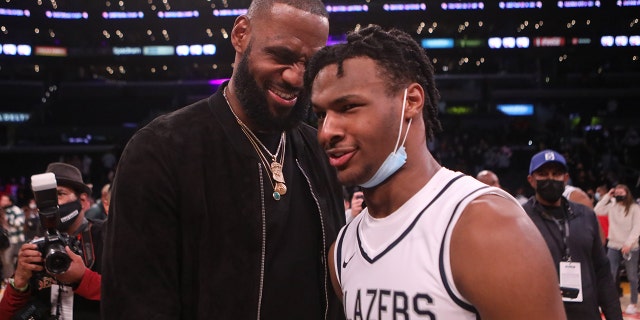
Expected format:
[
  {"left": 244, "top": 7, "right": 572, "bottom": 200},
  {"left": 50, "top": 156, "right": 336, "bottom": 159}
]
[
  {"left": 1, "top": 118, "right": 639, "bottom": 209},
  {"left": 430, "top": 117, "right": 640, "bottom": 204}
]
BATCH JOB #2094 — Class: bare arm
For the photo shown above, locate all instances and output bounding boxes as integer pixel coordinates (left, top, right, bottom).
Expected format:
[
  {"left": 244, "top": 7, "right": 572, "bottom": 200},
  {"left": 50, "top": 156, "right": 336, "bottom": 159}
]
[
  {"left": 451, "top": 194, "right": 566, "bottom": 320},
  {"left": 568, "top": 188, "right": 594, "bottom": 209},
  {"left": 327, "top": 242, "right": 343, "bottom": 301}
]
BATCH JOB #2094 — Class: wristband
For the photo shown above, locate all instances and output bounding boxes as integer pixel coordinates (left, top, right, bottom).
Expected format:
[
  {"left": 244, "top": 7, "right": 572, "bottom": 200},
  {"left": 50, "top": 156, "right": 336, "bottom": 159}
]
[{"left": 9, "top": 278, "right": 29, "bottom": 292}]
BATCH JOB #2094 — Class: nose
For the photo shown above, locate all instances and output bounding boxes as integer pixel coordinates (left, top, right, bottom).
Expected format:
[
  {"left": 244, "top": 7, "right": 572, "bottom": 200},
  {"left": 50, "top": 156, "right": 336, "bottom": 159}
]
[
  {"left": 281, "top": 62, "right": 305, "bottom": 88},
  {"left": 317, "top": 112, "right": 343, "bottom": 148}
]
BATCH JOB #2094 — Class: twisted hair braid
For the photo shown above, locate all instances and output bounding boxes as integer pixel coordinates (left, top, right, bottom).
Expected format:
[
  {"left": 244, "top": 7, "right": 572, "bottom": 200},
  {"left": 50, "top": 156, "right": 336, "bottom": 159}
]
[{"left": 305, "top": 24, "right": 442, "bottom": 141}]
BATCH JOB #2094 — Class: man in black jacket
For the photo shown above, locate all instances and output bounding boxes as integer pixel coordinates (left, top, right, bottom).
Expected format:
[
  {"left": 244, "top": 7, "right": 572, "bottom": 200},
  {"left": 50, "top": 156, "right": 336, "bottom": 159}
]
[
  {"left": 101, "top": 0, "right": 345, "bottom": 319},
  {"left": 523, "top": 149, "right": 622, "bottom": 320}
]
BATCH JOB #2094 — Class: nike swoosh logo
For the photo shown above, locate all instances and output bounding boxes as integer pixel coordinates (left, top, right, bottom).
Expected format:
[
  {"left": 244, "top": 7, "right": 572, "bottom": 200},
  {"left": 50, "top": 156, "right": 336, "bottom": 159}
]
[{"left": 342, "top": 252, "right": 356, "bottom": 268}]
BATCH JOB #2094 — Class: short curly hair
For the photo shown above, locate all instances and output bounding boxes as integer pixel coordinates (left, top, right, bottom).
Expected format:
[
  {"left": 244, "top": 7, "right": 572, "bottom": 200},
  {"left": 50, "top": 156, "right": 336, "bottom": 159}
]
[
  {"left": 247, "top": 0, "right": 328, "bottom": 19},
  {"left": 305, "top": 24, "right": 442, "bottom": 141}
]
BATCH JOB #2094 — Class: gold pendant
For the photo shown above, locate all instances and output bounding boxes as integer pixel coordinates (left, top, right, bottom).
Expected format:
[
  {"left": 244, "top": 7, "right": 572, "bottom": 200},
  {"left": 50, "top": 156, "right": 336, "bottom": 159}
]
[
  {"left": 271, "top": 161, "right": 285, "bottom": 183},
  {"left": 275, "top": 182, "right": 287, "bottom": 196}
]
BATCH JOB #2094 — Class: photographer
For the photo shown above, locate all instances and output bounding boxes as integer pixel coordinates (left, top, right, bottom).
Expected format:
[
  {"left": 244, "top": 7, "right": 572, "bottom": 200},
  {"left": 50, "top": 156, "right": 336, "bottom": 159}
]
[{"left": 0, "top": 163, "right": 103, "bottom": 320}]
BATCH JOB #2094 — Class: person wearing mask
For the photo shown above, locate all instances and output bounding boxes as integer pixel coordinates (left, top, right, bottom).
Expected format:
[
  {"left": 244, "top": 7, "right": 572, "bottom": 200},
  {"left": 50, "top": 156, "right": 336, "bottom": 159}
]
[
  {"left": 594, "top": 184, "right": 640, "bottom": 315},
  {"left": 0, "top": 194, "right": 25, "bottom": 284},
  {"left": 101, "top": 0, "right": 345, "bottom": 318},
  {"left": 0, "top": 162, "right": 103, "bottom": 319},
  {"left": 307, "top": 25, "right": 565, "bottom": 319},
  {"left": 522, "top": 149, "right": 622, "bottom": 320}
]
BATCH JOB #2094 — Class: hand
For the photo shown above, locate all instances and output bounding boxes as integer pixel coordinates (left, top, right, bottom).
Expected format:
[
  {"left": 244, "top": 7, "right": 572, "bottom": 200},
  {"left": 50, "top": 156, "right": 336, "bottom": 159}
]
[
  {"left": 53, "top": 246, "right": 86, "bottom": 285},
  {"left": 350, "top": 191, "right": 365, "bottom": 216},
  {"left": 622, "top": 245, "right": 632, "bottom": 255},
  {"left": 14, "top": 243, "right": 43, "bottom": 288},
  {"left": 609, "top": 188, "right": 615, "bottom": 197}
]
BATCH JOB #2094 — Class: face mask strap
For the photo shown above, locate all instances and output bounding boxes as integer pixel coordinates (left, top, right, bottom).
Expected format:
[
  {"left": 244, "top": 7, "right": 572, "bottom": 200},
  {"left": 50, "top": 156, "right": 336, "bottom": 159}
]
[{"left": 393, "top": 88, "right": 412, "bottom": 152}]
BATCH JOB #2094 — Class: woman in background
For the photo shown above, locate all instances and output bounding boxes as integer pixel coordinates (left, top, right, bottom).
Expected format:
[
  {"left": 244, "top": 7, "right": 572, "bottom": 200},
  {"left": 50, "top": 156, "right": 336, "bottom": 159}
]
[{"left": 595, "top": 184, "right": 640, "bottom": 315}]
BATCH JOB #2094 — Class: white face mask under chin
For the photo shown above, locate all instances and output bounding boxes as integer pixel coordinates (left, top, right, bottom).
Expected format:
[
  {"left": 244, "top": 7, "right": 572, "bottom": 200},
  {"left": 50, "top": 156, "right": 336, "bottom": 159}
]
[{"left": 360, "top": 88, "right": 412, "bottom": 188}]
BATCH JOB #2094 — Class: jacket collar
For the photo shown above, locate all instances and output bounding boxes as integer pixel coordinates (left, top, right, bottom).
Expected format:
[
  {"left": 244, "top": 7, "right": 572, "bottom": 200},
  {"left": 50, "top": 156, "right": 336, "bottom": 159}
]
[{"left": 209, "top": 83, "right": 264, "bottom": 160}]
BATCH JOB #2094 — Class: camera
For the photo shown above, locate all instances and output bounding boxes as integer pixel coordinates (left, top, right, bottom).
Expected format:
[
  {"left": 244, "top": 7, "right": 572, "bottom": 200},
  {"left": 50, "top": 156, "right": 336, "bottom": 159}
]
[{"left": 30, "top": 173, "right": 83, "bottom": 275}]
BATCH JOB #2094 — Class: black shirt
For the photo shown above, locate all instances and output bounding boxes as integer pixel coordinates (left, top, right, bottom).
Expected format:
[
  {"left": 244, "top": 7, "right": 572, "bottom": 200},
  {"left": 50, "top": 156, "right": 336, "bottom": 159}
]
[{"left": 260, "top": 133, "right": 323, "bottom": 319}]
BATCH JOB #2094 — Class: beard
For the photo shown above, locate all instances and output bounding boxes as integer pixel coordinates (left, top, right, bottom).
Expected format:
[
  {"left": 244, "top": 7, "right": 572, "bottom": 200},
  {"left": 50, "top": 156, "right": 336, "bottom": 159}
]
[{"left": 231, "top": 47, "right": 310, "bottom": 132}]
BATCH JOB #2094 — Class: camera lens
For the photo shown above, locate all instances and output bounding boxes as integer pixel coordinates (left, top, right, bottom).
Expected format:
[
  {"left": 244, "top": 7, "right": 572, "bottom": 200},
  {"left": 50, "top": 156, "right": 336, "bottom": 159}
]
[{"left": 44, "top": 243, "right": 72, "bottom": 275}]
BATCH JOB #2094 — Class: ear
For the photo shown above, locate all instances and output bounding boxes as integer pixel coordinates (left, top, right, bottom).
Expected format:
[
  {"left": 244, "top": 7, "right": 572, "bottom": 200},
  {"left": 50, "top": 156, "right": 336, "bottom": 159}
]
[
  {"left": 403, "top": 83, "right": 424, "bottom": 120},
  {"left": 527, "top": 175, "right": 536, "bottom": 189},
  {"left": 231, "top": 15, "right": 251, "bottom": 54},
  {"left": 79, "top": 193, "right": 91, "bottom": 211}
]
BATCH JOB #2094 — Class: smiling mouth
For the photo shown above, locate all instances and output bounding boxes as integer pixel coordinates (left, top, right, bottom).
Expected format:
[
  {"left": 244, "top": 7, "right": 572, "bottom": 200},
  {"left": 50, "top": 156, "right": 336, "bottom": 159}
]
[
  {"left": 327, "top": 149, "right": 356, "bottom": 168},
  {"left": 270, "top": 87, "right": 297, "bottom": 102}
]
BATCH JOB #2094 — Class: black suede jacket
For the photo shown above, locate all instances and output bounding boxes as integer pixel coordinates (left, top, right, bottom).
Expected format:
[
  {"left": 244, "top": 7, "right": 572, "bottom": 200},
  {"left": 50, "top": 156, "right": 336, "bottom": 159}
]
[{"left": 102, "top": 84, "right": 346, "bottom": 319}]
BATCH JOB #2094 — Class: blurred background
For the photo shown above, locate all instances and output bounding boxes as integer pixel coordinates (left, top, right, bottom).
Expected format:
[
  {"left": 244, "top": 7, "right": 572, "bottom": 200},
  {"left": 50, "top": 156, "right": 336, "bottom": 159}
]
[{"left": 0, "top": 0, "right": 639, "bottom": 203}]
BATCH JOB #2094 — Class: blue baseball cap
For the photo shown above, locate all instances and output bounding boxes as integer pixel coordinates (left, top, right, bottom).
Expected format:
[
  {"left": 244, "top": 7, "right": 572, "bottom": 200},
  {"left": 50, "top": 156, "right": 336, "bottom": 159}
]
[{"left": 529, "top": 150, "right": 567, "bottom": 174}]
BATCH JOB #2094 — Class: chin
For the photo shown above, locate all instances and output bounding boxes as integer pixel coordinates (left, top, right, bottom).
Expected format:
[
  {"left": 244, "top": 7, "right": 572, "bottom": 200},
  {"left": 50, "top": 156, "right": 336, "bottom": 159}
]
[
  {"left": 269, "top": 105, "right": 292, "bottom": 119},
  {"left": 337, "top": 172, "right": 362, "bottom": 188}
]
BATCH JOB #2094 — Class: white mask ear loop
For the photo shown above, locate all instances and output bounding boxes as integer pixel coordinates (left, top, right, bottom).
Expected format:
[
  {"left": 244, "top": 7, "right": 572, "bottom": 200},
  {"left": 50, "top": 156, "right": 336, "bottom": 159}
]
[{"left": 393, "top": 88, "right": 412, "bottom": 152}]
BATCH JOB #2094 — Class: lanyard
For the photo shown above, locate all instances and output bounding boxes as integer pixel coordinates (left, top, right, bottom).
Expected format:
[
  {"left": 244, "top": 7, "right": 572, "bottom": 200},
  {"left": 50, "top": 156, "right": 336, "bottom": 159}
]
[
  {"left": 537, "top": 201, "right": 572, "bottom": 261},
  {"left": 550, "top": 218, "right": 571, "bottom": 261}
]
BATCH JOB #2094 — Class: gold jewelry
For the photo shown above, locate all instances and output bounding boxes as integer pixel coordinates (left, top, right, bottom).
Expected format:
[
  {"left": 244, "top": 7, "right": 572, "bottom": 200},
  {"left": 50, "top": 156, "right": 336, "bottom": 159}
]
[{"left": 223, "top": 87, "right": 287, "bottom": 200}]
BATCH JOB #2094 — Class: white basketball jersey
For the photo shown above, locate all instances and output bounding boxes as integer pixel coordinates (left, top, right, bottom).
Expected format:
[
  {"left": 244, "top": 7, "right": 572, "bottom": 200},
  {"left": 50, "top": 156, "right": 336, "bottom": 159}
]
[{"left": 334, "top": 168, "right": 517, "bottom": 320}]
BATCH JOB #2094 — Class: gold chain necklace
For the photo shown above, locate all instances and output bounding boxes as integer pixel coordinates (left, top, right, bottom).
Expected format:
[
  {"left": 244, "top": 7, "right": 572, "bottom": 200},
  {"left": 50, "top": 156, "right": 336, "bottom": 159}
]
[{"left": 223, "top": 87, "right": 287, "bottom": 200}]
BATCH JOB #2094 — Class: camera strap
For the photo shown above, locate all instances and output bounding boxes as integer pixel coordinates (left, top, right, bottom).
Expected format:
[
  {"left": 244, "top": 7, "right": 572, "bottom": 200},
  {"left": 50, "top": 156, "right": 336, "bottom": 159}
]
[
  {"left": 534, "top": 199, "right": 572, "bottom": 261},
  {"left": 77, "top": 222, "right": 95, "bottom": 269}
]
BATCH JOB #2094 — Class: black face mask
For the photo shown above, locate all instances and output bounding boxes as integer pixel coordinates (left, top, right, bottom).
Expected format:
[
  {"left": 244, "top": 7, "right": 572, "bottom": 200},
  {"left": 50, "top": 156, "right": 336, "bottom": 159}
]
[
  {"left": 615, "top": 195, "right": 626, "bottom": 202},
  {"left": 58, "top": 200, "right": 82, "bottom": 232},
  {"left": 536, "top": 179, "right": 565, "bottom": 203}
]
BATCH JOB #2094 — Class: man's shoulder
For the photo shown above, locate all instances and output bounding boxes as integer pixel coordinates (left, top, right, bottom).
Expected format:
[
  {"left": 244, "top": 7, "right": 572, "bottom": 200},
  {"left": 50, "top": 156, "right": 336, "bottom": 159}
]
[
  {"left": 85, "top": 206, "right": 106, "bottom": 220},
  {"left": 126, "top": 96, "right": 221, "bottom": 149},
  {"left": 145, "top": 97, "right": 213, "bottom": 130},
  {"left": 520, "top": 198, "right": 535, "bottom": 211},
  {"left": 292, "top": 122, "right": 318, "bottom": 139},
  {"left": 290, "top": 122, "right": 325, "bottom": 156},
  {"left": 86, "top": 218, "right": 106, "bottom": 239},
  {"left": 567, "top": 199, "right": 596, "bottom": 218},
  {"left": 86, "top": 203, "right": 102, "bottom": 212}
]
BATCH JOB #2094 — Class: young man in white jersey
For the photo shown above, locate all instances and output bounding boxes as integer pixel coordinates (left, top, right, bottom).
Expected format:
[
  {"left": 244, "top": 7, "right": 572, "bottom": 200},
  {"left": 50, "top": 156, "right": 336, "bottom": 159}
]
[{"left": 305, "top": 25, "right": 567, "bottom": 319}]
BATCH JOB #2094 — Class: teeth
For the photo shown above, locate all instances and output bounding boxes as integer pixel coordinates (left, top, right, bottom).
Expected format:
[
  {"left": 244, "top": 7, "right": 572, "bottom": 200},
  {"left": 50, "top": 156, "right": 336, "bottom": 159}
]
[{"left": 272, "top": 88, "right": 296, "bottom": 100}]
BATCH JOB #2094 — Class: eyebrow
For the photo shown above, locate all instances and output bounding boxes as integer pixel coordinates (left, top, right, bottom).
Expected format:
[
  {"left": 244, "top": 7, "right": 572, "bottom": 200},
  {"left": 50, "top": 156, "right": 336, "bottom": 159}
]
[
  {"left": 312, "top": 95, "right": 357, "bottom": 111},
  {"left": 264, "top": 46, "right": 301, "bottom": 62}
]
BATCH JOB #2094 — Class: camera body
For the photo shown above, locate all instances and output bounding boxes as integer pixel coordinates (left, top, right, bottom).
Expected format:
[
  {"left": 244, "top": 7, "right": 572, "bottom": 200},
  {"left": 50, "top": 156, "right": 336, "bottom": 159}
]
[
  {"left": 30, "top": 231, "right": 82, "bottom": 275},
  {"left": 30, "top": 173, "right": 83, "bottom": 275}
]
